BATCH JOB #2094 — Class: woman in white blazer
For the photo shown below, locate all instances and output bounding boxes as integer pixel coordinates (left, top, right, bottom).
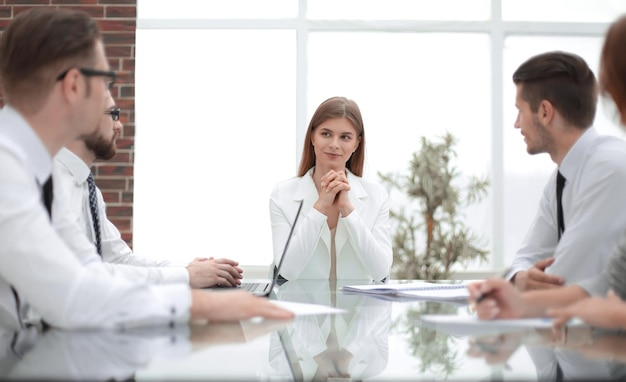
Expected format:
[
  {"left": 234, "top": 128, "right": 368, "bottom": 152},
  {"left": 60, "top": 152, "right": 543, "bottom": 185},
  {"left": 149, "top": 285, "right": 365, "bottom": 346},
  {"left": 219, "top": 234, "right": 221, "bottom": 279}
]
[{"left": 270, "top": 97, "right": 392, "bottom": 281}]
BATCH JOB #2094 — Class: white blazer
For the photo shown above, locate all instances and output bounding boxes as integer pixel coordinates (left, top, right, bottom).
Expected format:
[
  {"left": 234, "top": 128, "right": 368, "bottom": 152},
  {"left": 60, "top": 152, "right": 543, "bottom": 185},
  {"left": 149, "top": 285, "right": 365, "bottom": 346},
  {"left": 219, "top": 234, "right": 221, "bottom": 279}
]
[{"left": 269, "top": 168, "right": 392, "bottom": 281}]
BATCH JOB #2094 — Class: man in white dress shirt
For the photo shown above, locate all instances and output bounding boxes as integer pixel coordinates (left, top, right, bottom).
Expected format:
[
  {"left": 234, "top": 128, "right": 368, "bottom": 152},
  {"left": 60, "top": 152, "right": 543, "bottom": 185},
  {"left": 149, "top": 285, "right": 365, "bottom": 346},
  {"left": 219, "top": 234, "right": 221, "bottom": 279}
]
[
  {"left": 506, "top": 51, "right": 626, "bottom": 291},
  {"left": 55, "top": 92, "right": 244, "bottom": 288},
  {"left": 0, "top": 7, "right": 292, "bottom": 330}
]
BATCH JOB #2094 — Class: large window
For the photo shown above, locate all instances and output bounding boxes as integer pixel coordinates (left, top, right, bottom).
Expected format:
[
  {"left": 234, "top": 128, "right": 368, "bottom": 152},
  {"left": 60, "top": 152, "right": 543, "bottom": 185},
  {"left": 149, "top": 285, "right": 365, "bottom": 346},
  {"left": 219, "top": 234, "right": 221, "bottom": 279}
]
[{"left": 135, "top": 0, "right": 625, "bottom": 271}]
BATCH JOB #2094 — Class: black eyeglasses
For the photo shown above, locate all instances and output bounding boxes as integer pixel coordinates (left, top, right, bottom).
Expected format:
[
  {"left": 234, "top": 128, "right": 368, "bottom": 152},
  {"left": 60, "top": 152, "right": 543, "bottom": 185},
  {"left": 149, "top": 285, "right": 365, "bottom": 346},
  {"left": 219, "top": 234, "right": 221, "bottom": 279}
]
[
  {"left": 105, "top": 107, "right": 121, "bottom": 121},
  {"left": 56, "top": 68, "right": 117, "bottom": 90}
]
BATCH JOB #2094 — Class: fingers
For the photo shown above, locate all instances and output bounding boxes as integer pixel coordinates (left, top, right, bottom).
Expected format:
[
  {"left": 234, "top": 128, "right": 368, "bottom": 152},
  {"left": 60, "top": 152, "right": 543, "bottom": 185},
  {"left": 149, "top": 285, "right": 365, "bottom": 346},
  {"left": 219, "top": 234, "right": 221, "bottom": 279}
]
[
  {"left": 526, "top": 267, "right": 564, "bottom": 288},
  {"left": 212, "top": 257, "right": 240, "bottom": 267},
  {"left": 534, "top": 257, "right": 556, "bottom": 270},
  {"left": 546, "top": 306, "right": 572, "bottom": 329},
  {"left": 607, "top": 289, "right": 621, "bottom": 301}
]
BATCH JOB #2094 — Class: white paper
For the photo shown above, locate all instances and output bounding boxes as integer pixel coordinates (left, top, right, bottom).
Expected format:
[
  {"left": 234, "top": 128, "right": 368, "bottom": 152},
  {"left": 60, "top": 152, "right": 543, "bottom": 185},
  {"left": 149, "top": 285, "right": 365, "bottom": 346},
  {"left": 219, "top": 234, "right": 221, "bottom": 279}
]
[
  {"left": 419, "top": 314, "right": 586, "bottom": 337},
  {"left": 341, "top": 282, "right": 467, "bottom": 295},
  {"left": 270, "top": 300, "right": 347, "bottom": 316}
]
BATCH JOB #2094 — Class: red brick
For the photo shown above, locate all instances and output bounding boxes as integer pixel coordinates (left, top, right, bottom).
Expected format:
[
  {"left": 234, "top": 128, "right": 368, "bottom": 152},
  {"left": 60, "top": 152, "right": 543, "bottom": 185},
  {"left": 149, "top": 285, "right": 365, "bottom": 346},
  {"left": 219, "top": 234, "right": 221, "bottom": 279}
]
[
  {"left": 115, "top": 137, "right": 134, "bottom": 150},
  {"left": 108, "top": 151, "right": 130, "bottom": 163},
  {"left": 120, "top": 232, "right": 133, "bottom": 248},
  {"left": 102, "top": 31, "right": 135, "bottom": 45},
  {"left": 122, "top": 191, "right": 133, "bottom": 203},
  {"left": 120, "top": 85, "right": 134, "bottom": 97},
  {"left": 122, "top": 58, "right": 134, "bottom": 71},
  {"left": 98, "top": 164, "right": 134, "bottom": 176},
  {"left": 110, "top": 217, "right": 131, "bottom": 232},
  {"left": 106, "top": 5, "right": 135, "bottom": 18},
  {"left": 107, "top": 205, "right": 132, "bottom": 217},
  {"left": 58, "top": 5, "right": 103, "bottom": 17},
  {"left": 105, "top": 45, "right": 132, "bottom": 58},
  {"left": 95, "top": 178, "right": 126, "bottom": 190},
  {"left": 122, "top": 124, "right": 134, "bottom": 137},
  {"left": 0, "top": 6, "right": 12, "bottom": 18},
  {"left": 97, "top": 19, "right": 135, "bottom": 32},
  {"left": 99, "top": 0, "right": 136, "bottom": 4},
  {"left": 6, "top": 0, "right": 48, "bottom": 4},
  {"left": 0, "top": 19, "right": 12, "bottom": 29},
  {"left": 115, "top": 98, "right": 134, "bottom": 110},
  {"left": 112, "top": 71, "right": 134, "bottom": 84},
  {"left": 107, "top": 57, "right": 121, "bottom": 71},
  {"left": 101, "top": 191, "right": 121, "bottom": 203},
  {"left": 52, "top": 0, "right": 98, "bottom": 4},
  {"left": 13, "top": 5, "right": 45, "bottom": 15}
]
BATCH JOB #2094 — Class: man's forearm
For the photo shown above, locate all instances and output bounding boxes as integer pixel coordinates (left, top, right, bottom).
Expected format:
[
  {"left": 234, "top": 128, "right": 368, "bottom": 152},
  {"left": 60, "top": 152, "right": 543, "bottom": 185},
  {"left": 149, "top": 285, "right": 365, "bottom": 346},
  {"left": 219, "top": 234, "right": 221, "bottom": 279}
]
[{"left": 521, "top": 285, "right": 590, "bottom": 317}]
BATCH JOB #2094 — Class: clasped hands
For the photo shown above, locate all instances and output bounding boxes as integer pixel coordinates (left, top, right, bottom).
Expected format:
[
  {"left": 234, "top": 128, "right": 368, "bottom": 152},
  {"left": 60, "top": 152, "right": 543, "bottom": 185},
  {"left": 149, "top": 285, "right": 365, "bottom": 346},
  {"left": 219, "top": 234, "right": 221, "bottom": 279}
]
[
  {"left": 186, "top": 256, "right": 244, "bottom": 288},
  {"left": 314, "top": 169, "right": 354, "bottom": 217}
]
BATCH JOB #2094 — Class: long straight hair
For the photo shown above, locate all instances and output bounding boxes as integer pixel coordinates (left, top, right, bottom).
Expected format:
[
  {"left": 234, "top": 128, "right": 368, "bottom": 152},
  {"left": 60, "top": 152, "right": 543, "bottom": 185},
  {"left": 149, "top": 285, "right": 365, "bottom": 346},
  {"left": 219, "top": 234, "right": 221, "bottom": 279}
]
[
  {"left": 600, "top": 14, "right": 626, "bottom": 124},
  {"left": 297, "top": 96, "right": 365, "bottom": 177}
]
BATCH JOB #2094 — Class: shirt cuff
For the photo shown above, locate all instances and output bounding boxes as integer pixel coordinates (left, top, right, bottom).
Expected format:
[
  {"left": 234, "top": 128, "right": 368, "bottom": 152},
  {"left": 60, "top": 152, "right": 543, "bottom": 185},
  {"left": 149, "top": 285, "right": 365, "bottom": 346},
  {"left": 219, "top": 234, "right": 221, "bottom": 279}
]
[{"left": 159, "top": 266, "right": 190, "bottom": 285}]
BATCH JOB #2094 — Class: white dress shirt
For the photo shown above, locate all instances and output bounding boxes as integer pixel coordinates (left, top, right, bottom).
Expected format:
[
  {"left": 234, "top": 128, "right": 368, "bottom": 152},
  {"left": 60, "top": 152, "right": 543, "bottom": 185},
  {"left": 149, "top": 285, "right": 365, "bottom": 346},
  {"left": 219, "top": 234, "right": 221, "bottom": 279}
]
[
  {"left": 0, "top": 105, "right": 191, "bottom": 329},
  {"left": 509, "top": 128, "right": 626, "bottom": 284},
  {"left": 54, "top": 148, "right": 189, "bottom": 284},
  {"left": 270, "top": 168, "right": 392, "bottom": 281}
]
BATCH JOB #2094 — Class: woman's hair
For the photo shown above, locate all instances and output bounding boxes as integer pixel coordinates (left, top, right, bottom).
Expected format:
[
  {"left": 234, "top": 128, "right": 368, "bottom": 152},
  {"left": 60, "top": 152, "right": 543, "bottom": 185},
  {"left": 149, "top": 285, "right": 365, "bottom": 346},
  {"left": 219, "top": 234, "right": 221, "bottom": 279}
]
[
  {"left": 297, "top": 96, "right": 365, "bottom": 177},
  {"left": 599, "top": 14, "right": 626, "bottom": 124}
]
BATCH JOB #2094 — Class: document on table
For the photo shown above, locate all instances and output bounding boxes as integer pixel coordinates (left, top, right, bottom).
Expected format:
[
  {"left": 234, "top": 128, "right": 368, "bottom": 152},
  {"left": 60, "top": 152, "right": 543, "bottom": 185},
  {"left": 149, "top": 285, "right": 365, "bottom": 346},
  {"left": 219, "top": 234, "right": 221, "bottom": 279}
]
[
  {"left": 419, "top": 314, "right": 586, "bottom": 337},
  {"left": 270, "top": 300, "right": 346, "bottom": 316},
  {"left": 341, "top": 282, "right": 469, "bottom": 301}
]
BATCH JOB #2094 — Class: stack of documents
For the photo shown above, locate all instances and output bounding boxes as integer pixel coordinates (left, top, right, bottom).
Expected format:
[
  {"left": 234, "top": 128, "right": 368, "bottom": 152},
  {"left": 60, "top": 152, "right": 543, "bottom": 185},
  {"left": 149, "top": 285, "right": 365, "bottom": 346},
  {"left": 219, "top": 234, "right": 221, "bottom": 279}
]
[{"left": 340, "top": 282, "right": 469, "bottom": 302}]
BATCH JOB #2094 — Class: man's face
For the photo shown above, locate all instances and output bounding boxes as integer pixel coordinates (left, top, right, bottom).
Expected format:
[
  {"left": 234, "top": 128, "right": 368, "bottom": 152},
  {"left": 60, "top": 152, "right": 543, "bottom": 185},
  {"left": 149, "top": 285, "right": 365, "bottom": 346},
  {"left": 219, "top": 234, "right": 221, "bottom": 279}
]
[
  {"left": 84, "top": 92, "right": 121, "bottom": 160},
  {"left": 514, "top": 84, "right": 553, "bottom": 155},
  {"left": 78, "top": 40, "right": 112, "bottom": 139}
]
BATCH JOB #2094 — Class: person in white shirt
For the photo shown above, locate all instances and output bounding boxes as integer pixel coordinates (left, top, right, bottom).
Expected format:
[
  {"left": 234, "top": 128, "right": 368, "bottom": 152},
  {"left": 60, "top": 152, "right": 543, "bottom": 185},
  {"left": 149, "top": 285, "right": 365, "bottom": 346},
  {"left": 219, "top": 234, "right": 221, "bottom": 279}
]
[
  {"left": 55, "top": 92, "right": 244, "bottom": 288},
  {"left": 505, "top": 51, "right": 626, "bottom": 291},
  {"left": 269, "top": 96, "right": 392, "bottom": 281},
  {"left": 0, "top": 7, "right": 292, "bottom": 330}
]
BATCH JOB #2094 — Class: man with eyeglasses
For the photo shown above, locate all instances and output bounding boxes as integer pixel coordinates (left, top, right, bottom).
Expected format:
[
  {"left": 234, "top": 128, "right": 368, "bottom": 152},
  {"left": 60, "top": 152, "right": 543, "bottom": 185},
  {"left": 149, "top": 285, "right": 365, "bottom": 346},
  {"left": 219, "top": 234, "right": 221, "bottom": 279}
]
[
  {"left": 0, "top": 7, "right": 292, "bottom": 329},
  {"left": 55, "top": 92, "right": 244, "bottom": 288}
]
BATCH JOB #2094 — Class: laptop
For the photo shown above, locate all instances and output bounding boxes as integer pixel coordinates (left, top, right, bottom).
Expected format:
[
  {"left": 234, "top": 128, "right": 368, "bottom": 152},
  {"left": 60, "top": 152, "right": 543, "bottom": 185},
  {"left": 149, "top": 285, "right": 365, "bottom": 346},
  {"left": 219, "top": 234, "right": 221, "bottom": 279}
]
[{"left": 209, "top": 199, "right": 303, "bottom": 297}]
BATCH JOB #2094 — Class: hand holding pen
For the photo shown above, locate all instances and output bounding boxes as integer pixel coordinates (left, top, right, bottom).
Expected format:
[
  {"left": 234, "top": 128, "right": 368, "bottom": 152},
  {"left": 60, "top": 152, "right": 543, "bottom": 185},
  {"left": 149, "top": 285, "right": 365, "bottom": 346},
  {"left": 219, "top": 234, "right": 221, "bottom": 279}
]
[{"left": 467, "top": 270, "right": 529, "bottom": 320}]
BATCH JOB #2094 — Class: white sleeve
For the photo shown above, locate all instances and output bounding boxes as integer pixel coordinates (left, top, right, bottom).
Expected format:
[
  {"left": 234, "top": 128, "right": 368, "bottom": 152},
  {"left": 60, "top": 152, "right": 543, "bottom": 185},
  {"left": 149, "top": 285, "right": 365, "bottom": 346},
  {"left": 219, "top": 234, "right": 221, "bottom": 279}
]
[{"left": 0, "top": 150, "right": 191, "bottom": 329}]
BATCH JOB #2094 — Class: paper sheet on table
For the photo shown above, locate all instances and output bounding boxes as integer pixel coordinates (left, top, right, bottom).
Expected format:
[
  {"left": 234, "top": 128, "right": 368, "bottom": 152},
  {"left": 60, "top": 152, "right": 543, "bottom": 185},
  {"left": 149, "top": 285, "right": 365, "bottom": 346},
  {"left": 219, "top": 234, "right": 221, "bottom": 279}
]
[
  {"left": 270, "top": 300, "right": 346, "bottom": 316},
  {"left": 420, "top": 314, "right": 586, "bottom": 337}
]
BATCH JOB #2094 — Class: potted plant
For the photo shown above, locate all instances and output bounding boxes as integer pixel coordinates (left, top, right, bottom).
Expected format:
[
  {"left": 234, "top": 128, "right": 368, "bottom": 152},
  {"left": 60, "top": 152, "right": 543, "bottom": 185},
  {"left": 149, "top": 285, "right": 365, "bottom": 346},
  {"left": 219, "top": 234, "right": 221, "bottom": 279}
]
[{"left": 379, "top": 132, "right": 490, "bottom": 280}]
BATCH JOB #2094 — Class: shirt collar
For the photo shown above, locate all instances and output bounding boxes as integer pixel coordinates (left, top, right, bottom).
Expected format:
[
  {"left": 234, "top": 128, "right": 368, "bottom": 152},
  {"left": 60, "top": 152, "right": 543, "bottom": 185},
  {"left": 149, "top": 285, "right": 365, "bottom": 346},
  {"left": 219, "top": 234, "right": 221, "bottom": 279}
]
[
  {"left": 558, "top": 127, "right": 598, "bottom": 181},
  {"left": 55, "top": 147, "right": 91, "bottom": 185},
  {"left": 0, "top": 105, "right": 52, "bottom": 185}
]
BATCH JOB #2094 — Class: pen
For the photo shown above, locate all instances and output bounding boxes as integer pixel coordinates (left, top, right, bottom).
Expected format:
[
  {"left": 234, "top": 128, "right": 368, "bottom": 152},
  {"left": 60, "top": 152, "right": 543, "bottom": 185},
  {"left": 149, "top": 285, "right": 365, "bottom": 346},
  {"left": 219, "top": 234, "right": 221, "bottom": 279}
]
[{"left": 475, "top": 267, "right": 513, "bottom": 304}]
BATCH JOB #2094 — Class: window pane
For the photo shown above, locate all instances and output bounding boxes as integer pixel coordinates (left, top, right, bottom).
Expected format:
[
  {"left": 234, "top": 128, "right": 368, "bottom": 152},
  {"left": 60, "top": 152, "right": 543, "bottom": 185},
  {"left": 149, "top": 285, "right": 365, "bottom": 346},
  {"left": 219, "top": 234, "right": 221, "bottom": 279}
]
[
  {"left": 502, "top": 36, "right": 626, "bottom": 266},
  {"left": 502, "top": 0, "right": 624, "bottom": 22},
  {"left": 134, "top": 29, "right": 296, "bottom": 266},
  {"left": 137, "top": 0, "right": 297, "bottom": 19},
  {"left": 308, "top": 0, "right": 490, "bottom": 20},
  {"left": 309, "top": 32, "right": 493, "bottom": 270}
]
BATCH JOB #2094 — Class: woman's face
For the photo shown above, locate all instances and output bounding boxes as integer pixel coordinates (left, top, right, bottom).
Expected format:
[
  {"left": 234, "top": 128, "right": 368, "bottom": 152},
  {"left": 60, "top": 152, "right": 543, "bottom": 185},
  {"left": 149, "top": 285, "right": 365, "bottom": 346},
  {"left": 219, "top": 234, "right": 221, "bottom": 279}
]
[{"left": 311, "top": 117, "right": 360, "bottom": 171}]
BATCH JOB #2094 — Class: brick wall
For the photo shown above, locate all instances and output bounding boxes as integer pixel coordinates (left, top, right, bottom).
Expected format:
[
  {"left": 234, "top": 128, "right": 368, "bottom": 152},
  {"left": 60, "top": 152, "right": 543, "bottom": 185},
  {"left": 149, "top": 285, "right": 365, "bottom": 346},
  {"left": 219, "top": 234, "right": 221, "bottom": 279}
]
[{"left": 0, "top": 0, "right": 137, "bottom": 247}]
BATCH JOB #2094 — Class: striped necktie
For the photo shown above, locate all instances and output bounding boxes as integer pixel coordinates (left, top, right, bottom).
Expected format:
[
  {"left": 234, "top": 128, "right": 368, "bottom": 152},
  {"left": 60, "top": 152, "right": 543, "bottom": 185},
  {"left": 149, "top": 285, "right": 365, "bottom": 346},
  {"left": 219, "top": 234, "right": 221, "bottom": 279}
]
[{"left": 86, "top": 173, "right": 103, "bottom": 257}]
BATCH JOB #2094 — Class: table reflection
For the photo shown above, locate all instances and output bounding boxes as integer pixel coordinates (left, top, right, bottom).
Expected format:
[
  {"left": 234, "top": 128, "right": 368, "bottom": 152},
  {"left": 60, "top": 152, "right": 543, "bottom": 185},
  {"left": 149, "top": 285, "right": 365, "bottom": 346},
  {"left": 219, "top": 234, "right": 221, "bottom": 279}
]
[
  {"left": 466, "top": 325, "right": 626, "bottom": 381},
  {"left": 0, "top": 319, "right": 291, "bottom": 381},
  {"left": 269, "top": 280, "right": 391, "bottom": 381}
]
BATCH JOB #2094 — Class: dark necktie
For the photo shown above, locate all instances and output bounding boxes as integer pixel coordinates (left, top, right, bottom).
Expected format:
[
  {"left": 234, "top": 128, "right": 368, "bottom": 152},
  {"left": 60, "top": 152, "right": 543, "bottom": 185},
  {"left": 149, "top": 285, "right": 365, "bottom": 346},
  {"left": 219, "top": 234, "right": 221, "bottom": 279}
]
[
  {"left": 556, "top": 171, "right": 566, "bottom": 241},
  {"left": 42, "top": 176, "right": 53, "bottom": 219},
  {"left": 86, "top": 173, "right": 103, "bottom": 257}
]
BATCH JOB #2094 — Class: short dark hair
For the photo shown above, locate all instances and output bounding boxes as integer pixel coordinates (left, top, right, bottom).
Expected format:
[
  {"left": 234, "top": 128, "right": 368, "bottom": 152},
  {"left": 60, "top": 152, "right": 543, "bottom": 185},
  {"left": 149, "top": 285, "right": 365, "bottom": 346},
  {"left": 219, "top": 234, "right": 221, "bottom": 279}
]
[
  {"left": 512, "top": 51, "right": 597, "bottom": 129},
  {"left": 298, "top": 96, "right": 365, "bottom": 177},
  {"left": 0, "top": 7, "right": 101, "bottom": 110}
]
